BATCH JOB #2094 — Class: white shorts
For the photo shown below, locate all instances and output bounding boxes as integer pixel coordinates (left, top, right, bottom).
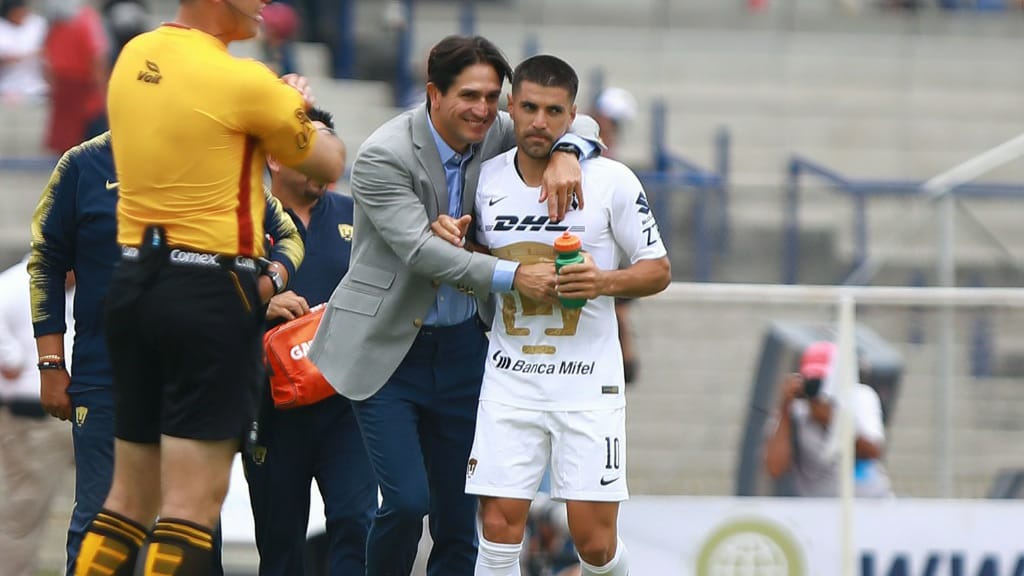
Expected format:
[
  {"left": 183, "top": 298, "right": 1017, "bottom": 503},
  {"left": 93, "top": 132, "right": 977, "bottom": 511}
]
[{"left": 464, "top": 400, "right": 628, "bottom": 502}]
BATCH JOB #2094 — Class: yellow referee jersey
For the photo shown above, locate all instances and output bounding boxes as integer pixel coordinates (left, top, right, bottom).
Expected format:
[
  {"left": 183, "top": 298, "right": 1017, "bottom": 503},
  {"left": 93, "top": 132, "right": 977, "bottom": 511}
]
[{"left": 107, "top": 23, "right": 316, "bottom": 257}]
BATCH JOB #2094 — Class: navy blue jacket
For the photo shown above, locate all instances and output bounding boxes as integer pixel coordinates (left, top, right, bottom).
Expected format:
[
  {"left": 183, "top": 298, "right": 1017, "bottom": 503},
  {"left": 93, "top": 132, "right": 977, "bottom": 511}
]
[
  {"left": 283, "top": 191, "right": 354, "bottom": 308},
  {"left": 29, "top": 133, "right": 119, "bottom": 392}
]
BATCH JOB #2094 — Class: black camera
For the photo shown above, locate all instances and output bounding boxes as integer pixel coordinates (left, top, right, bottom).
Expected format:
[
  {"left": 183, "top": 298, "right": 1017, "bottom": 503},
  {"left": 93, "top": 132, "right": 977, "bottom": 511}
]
[{"left": 798, "top": 377, "right": 823, "bottom": 399}]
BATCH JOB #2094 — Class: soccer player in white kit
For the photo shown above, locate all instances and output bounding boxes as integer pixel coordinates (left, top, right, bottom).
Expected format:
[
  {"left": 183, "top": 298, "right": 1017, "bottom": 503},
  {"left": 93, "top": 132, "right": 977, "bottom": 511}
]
[{"left": 433, "top": 55, "right": 670, "bottom": 576}]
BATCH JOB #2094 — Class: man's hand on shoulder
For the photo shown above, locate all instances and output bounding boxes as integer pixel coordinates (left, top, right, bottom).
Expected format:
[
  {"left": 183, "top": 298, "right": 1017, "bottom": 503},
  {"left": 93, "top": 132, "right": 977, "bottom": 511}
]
[
  {"left": 281, "top": 73, "right": 316, "bottom": 109},
  {"left": 539, "top": 148, "right": 584, "bottom": 222},
  {"left": 266, "top": 290, "right": 310, "bottom": 322}
]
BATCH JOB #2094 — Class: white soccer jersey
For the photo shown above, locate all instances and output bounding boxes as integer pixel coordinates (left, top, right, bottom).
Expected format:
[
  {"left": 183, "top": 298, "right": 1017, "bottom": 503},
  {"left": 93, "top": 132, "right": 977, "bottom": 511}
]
[{"left": 475, "top": 149, "right": 666, "bottom": 411}]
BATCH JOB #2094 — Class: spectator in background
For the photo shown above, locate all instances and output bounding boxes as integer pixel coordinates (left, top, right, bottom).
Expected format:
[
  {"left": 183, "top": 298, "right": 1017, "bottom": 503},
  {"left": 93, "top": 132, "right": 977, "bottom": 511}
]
[
  {"left": 0, "top": 255, "right": 75, "bottom": 576},
  {"left": 100, "top": 0, "right": 150, "bottom": 66},
  {"left": 272, "top": 0, "right": 353, "bottom": 79},
  {"left": 592, "top": 87, "right": 637, "bottom": 160},
  {"left": 0, "top": 0, "right": 48, "bottom": 103},
  {"left": 592, "top": 86, "right": 643, "bottom": 384},
  {"left": 259, "top": 1, "right": 299, "bottom": 75},
  {"left": 764, "top": 341, "right": 894, "bottom": 498},
  {"left": 41, "top": 0, "right": 108, "bottom": 154},
  {"left": 273, "top": 0, "right": 324, "bottom": 45}
]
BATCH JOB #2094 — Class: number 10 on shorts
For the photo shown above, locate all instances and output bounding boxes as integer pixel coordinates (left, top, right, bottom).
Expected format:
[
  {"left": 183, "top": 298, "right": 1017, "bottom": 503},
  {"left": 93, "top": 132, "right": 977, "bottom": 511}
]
[{"left": 605, "top": 436, "right": 621, "bottom": 470}]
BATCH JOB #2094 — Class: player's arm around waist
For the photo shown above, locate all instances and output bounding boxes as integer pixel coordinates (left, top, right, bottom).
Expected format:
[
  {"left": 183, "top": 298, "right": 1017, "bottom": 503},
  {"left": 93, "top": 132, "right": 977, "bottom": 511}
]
[
  {"left": 555, "top": 254, "right": 671, "bottom": 300},
  {"left": 428, "top": 214, "right": 545, "bottom": 301}
]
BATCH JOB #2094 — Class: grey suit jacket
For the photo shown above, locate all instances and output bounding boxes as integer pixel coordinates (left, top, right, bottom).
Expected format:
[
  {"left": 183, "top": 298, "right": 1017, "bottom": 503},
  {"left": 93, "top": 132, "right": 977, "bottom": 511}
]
[
  {"left": 309, "top": 104, "right": 601, "bottom": 401},
  {"left": 308, "top": 104, "right": 515, "bottom": 400}
]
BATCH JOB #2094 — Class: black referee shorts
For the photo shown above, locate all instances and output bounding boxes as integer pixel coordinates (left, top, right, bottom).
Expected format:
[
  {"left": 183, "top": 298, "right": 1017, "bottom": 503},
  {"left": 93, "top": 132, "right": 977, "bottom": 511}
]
[{"left": 105, "top": 254, "right": 264, "bottom": 444}]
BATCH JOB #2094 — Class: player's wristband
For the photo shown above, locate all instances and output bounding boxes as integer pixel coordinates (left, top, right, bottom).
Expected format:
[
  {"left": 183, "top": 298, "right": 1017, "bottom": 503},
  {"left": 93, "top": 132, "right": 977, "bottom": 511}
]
[
  {"left": 552, "top": 142, "right": 582, "bottom": 160},
  {"left": 37, "top": 359, "right": 66, "bottom": 371}
]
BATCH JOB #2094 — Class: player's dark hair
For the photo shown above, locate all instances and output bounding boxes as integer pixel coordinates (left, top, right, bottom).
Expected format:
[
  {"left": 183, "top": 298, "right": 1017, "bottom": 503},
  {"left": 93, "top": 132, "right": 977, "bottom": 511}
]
[
  {"left": 307, "top": 107, "right": 335, "bottom": 131},
  {"left": 426, "top": 35, "right": 511, "bottom": 104},
  {"left": 511, "top": 54, "right": 578, "bottom": 103}
]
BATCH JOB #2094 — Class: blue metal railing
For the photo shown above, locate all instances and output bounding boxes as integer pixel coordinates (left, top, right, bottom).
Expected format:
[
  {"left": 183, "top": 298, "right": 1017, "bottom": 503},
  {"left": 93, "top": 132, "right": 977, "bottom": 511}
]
[
  {"left": 583, "top": 71, "right": 731, "bottom": 281},
  {"left": 395, "top": 0, "right": 416, "bottom": 106},
  {"left": 334, "top": 0, "right": 356, "bottom": 79},
  {"left": 784, "top": 155, "right": 1024, "bottom": 286},
  {"left": 459, "top": 0, "right": 477, "bottom": 35},
  {"left": 646, "top": 99, "right": 731, "bottom": 282},
  {"left": 785, "top": 156, "right": 1024, "bottom": 378}
]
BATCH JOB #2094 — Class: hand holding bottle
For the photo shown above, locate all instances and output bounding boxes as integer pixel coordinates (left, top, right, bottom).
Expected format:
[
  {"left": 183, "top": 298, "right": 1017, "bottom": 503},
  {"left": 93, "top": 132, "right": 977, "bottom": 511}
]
[{"left": 554, "top": 232, "right": 599, "bottom": 308}]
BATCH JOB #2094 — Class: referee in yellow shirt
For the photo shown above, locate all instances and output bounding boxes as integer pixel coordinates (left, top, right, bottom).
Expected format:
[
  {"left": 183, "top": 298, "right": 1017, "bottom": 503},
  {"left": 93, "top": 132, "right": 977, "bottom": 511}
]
[{"left": 73, "top": 1, "right": 345, "bottom": 575}]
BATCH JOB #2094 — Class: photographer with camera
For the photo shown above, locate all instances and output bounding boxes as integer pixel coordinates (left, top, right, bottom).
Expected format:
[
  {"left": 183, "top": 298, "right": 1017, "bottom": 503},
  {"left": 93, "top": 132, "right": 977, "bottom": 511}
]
[{"left": 764, "top": 341, "right": 893, "bottom": 498}]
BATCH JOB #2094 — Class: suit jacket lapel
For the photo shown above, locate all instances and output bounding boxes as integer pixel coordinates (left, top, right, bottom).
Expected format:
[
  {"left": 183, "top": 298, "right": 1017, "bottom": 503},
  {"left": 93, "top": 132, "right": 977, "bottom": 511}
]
[{"left": 411, "top": 105, "right": 446, "bottom": 219}]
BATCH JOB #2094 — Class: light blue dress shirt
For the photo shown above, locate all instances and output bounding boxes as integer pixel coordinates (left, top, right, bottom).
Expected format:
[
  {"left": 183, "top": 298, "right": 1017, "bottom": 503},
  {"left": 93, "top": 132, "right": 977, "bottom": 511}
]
[{"left": 424, "top": 121, "right": 518, "bottom": 326}]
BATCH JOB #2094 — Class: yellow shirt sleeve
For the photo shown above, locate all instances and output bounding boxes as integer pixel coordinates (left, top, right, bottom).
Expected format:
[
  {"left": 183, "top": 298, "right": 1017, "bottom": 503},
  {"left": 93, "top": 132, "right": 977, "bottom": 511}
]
[{"left": 234, "top": 61, "right": 319, "bottom": 167}]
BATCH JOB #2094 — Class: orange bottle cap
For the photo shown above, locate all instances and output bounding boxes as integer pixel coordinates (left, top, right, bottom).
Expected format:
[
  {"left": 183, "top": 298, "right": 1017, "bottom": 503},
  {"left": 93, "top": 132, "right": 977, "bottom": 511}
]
[{"left": 553, "top": 231, "right": 581, "bottom": 252}]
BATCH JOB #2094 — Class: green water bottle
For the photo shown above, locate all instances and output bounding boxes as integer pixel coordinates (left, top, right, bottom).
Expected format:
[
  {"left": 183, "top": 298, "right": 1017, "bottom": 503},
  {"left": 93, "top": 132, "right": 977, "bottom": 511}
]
[{"left": 554, "top": 232, "right": 587, "bottom": 309}]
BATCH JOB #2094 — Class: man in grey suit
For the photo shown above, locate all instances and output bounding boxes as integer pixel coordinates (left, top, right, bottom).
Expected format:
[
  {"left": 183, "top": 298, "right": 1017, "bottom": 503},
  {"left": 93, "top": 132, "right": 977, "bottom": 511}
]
[{"left": 308, "top": 35, "right": 600, "bottom": 576}]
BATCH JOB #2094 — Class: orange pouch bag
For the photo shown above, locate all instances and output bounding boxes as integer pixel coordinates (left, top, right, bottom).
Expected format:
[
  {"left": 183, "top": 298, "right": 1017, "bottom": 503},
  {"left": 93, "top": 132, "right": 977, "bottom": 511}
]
[{"left": 263, "top": 305, "right": 335, "bottom": 409}]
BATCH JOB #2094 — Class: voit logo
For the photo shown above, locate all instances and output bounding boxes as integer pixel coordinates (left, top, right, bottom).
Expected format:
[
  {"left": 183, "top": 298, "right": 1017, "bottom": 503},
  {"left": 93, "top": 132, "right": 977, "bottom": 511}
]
[
  {"left": 137, "top": 60, "right": 162, "bottom": 84},
  {"left": 696, "top": 517, "right": 805, "bottom": 576}
]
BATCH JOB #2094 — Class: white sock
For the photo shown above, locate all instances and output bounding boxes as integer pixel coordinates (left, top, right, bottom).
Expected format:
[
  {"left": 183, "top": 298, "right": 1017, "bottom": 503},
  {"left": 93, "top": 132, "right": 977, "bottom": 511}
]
[
  {"left": 579, "top": 537, "right": 629, "bottom": 576},
  {"left": 475, "top": 534, "right": 523, "bottom": 576}
]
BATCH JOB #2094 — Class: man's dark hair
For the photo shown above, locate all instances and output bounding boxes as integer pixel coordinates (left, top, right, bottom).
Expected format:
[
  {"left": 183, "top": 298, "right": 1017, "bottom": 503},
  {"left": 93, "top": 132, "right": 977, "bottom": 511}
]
[
  {"left": 307, "top": 107, "right": 335, "bottom": 132},
  {"left": 511, "top": 55, "right": 578, "bottom": 103},
  {"left": 426, "top": 35, "right": 511, "bottom": 103}
]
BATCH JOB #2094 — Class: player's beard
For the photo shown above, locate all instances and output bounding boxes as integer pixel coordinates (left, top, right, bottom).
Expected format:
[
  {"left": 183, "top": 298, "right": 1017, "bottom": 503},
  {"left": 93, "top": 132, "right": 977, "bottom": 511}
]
[{"left": 520, "top": 133, "right": 553, "bottom": 160}]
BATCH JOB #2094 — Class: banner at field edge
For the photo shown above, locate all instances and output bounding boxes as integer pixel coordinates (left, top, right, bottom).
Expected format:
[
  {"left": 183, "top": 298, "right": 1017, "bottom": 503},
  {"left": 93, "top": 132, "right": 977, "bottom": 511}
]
[{"left": 618, "top": 495, "right": 1024, "bottom": 576}]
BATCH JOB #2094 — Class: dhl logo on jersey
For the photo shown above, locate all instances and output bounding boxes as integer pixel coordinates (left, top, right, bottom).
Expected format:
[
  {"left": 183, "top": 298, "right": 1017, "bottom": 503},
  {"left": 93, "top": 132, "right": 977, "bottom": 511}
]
[{"left": 485, "top": 215, "right": 585, "bottom": 234}]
